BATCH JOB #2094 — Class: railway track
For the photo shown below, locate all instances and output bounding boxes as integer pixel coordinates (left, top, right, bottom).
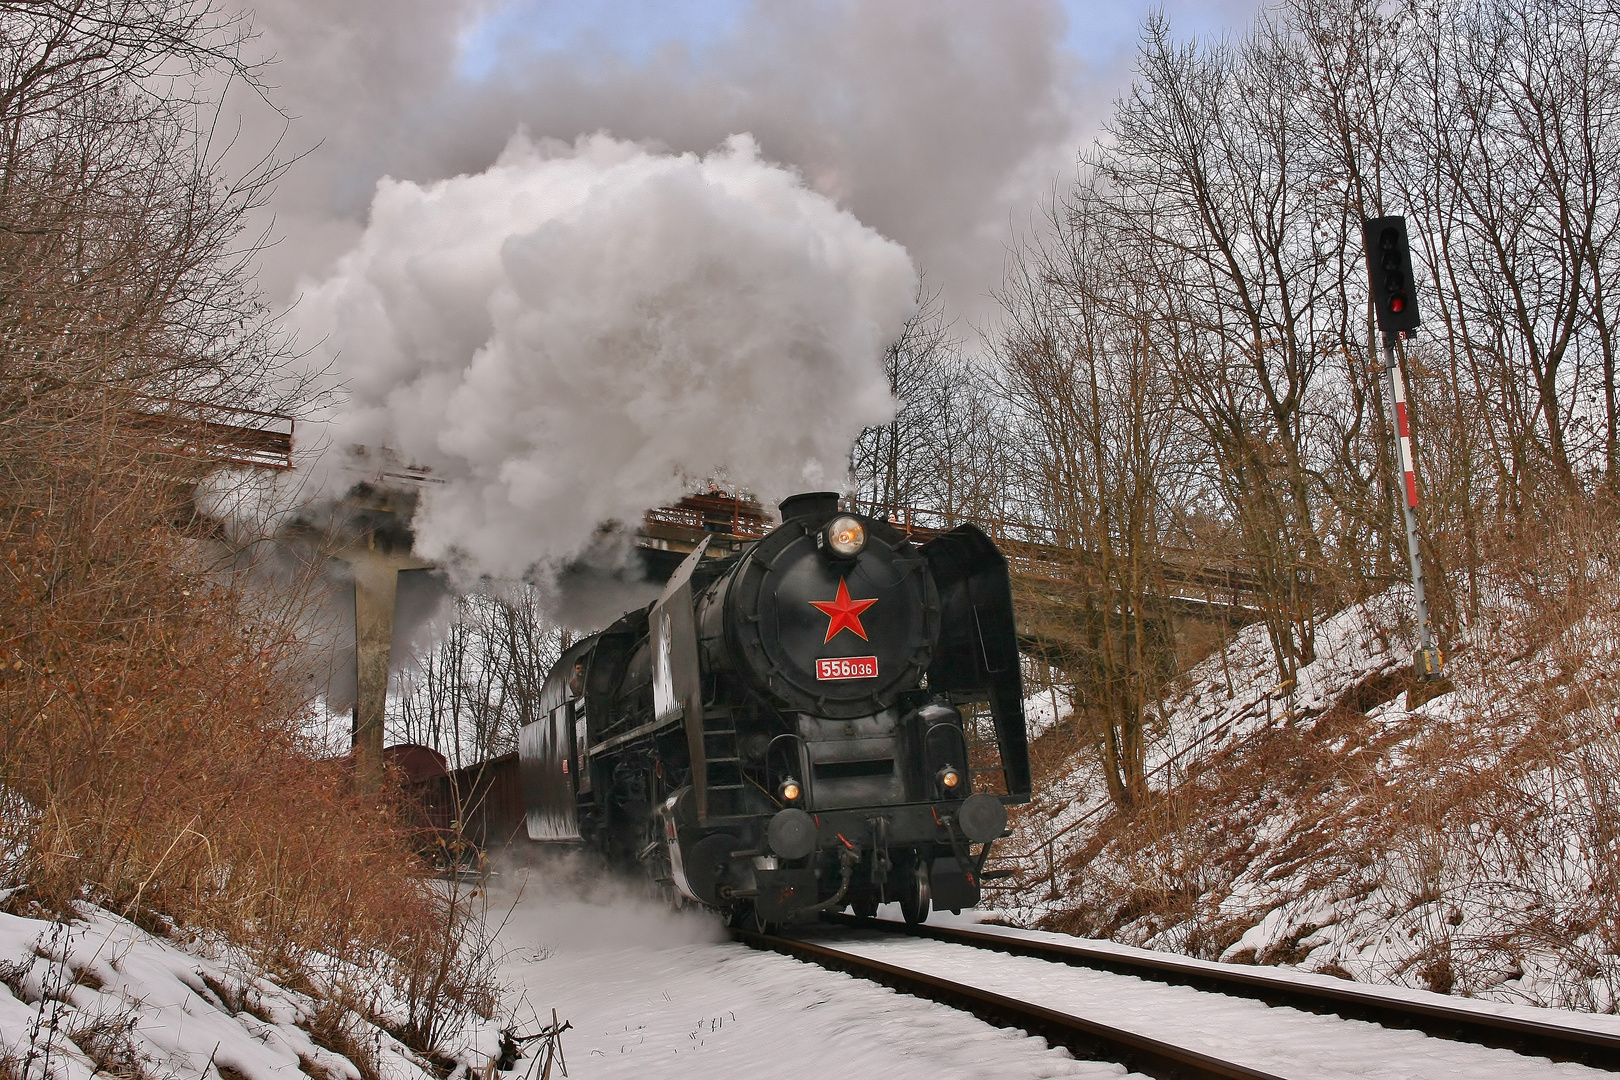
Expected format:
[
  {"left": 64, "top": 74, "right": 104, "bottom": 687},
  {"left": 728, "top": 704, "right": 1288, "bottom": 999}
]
[
  {"left": 732, "top": 926, "right": 1286, "bottom": 1080},
  {"left": 827, "top": 913, "right": 1620, "bottom": 1071},
  {"left": 734, "top": 915, "right": 1620, "bottom": 1079}
]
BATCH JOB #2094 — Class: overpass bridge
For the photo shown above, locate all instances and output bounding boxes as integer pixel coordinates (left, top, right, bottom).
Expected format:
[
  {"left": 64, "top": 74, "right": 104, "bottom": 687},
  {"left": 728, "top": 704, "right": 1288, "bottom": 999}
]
[
  {"left": 636, "top": 492, "right": 1267, "bottom": 619},
  {"left": 635, "top": 493, "right": 1271, "bottom": 693},
  {"left": 170, "top": 409, "right": 1271, "bottom": 776}
]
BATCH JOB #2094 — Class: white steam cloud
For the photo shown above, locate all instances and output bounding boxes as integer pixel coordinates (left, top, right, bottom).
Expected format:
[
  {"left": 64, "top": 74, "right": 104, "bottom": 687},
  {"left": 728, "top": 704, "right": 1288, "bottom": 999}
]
[{"left": 292, "top": 132, "right": 916, "bottom": 580}]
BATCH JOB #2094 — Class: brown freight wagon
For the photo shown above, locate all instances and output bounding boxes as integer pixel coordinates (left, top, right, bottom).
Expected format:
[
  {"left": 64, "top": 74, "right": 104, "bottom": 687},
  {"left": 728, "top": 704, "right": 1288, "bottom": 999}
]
[{"left": 389, "top": 745, "right": 529, "bottom": 866}]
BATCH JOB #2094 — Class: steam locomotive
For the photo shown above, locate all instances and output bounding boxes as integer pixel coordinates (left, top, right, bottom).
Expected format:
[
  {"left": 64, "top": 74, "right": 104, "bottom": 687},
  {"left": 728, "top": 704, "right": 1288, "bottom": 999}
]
[{"left": 517, "top": 492, "right": 1030, "bottom": 928}]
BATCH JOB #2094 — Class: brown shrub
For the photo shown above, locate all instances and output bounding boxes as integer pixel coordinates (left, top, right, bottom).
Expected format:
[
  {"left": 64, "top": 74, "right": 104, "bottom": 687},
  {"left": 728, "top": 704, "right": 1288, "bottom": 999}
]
[
  {"left": 0, "top": 1, "right": 499, "bottom": 1051},
  {"left": 1022, "top": 499, "right": 1620, "bottom": 1004},
  {"left": 2, "top": 443, "right": 412, "bottom": 954},
  {"left": 0, "top": 436, "right": 502, "bottom": 1049}
]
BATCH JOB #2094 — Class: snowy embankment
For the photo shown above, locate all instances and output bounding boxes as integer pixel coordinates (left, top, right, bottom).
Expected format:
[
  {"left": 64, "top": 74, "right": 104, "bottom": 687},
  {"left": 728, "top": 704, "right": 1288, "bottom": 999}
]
[
  {"left": 480, "top": 864, "right": 1125, "bottom": 1080},
  {"left": 0, "top": 875, "right": 1123, "bottom": 1080},
  {"left": 995, "top": 570, "right": 1620, "bottom": 1011},
  {"left": 0, "top": 902, "right": 493, "bottom": 1080},
  {"left": 483, "top": 870, "right": 1620, "bottom": 1080}
]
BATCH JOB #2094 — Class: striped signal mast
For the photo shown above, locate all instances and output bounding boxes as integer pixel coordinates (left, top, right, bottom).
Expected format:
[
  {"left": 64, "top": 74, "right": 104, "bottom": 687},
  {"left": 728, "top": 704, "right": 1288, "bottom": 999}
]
[{"left": 1363, "top": 216, "right": 1445, "bottom": 682}]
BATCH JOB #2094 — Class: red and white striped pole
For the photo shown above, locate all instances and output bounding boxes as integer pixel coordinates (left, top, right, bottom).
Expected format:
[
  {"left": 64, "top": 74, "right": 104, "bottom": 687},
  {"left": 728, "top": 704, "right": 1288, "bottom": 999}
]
[
  {"left": 1381, "top": 334, "right": 1443, "bottom": 680},
  {"left": 1364, "top": 215, "right": 1444, "bottom": 683}
]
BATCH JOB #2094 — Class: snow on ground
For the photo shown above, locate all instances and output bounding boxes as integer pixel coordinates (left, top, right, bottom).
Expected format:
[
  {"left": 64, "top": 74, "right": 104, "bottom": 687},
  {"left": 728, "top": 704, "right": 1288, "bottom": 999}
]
[
  {"left": 1004, "top": 590, "right": 1413, "bottom": 885},
  {"left": 993, "top": 572, "right": 1620, "bottom": 1011},
  {"left": 0, "top": 902, "right": 473, "bottom": 1080},
  {"left": 16, "top": 867, "right": 1619, "bottom": 1080},
  {"left": 923, "top": 911, "right": 1620, "bottom": 1037},
  {"left": 1024, "top": 683, "right": 1074, "bottom": 743},
  {"left": 476, "top": 865, "right": 1620, "bottom": 1080},
  {"left": 478, "top": 866, "right": 1130, "bottom": 1080},
  {"left": 801, "top": 925, "right": 1613, "bottom": 1079}
]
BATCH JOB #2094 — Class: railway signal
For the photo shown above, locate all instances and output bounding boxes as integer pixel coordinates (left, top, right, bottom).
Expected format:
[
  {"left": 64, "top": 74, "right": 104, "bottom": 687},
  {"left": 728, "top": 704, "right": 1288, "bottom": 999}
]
[
  {"left": 1362, "top": 215, "right": 1444, "bottom": 683},
  {"left": 1363, "top": 216, "right": 1422, "bottom": 334}
]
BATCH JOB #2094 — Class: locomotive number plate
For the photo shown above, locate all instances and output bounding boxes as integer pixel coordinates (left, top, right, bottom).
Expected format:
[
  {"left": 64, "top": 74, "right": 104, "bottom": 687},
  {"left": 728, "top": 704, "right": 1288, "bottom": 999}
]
[{"left": 816, "top": 656, "right": 878, "bottom": 680}]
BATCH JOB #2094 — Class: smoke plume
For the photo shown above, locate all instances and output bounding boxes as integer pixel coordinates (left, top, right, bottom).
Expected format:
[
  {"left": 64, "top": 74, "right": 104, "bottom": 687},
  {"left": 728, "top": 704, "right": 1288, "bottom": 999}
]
[
  {"left": 225, "top": 0, "right": 1089, "bottom": 331},
  {"left": 290, "top": 132, "right": 915, "bottom": 581}
]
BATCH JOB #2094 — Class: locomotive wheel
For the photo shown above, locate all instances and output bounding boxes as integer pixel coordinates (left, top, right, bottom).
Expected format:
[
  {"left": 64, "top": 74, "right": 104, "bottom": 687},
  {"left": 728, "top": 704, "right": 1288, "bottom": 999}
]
[{"left": 899, "top": 861, "right": 931, "bottom": 926}]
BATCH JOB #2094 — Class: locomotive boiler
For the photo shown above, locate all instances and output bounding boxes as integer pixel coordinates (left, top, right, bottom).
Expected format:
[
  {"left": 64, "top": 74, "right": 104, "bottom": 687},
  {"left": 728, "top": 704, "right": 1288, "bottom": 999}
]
[{"left": 517, "top": 492, "right": 1030, "bottom": 928}]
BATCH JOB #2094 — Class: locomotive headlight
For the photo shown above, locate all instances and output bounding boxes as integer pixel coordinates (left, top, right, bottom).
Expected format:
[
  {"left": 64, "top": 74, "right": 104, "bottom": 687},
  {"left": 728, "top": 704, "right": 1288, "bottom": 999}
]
[
  {"left": 823, "top": 516, "right": 866, "bottom": 558},
  {"left": 936, "top": 765, "right": 963, "bottom": 794},
  {"left": 779, "top": 777, "right": 802, "bottom": 803}
]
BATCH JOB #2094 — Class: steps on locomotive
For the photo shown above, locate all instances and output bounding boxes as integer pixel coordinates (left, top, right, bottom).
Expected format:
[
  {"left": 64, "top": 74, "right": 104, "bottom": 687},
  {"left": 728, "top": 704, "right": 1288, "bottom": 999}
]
[{"left": 702, "top": 711, "right": 747, "bottom": 818}]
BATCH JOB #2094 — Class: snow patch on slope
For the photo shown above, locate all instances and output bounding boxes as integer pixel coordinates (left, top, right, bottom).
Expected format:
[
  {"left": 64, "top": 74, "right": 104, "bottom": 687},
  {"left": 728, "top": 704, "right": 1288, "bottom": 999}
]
[
  {"left": 995, "top": 576, "right": 1620, "bottom": 1012},
  {"left": 0, "top": 905, "right": 490, "bottom": 1080}
]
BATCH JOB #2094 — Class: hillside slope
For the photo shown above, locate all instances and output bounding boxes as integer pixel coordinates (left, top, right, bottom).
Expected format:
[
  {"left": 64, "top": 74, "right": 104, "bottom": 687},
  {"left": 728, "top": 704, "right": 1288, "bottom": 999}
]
[
  {"left": 0, "top": 903, "right": 494, "bottom": 1080},
  {"left": 995, "top": 571, "right": 1620, "bottom": 1012}
]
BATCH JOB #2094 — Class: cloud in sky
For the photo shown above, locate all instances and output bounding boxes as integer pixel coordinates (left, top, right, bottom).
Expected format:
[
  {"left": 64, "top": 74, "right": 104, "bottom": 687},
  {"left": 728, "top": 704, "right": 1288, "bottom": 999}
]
[{"left": 232, "top": 0, "right": 1260, "bottom": 328}]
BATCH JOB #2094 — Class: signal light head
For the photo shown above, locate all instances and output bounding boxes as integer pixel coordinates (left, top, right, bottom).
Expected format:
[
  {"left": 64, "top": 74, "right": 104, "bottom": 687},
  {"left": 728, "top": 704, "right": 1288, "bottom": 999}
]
[
  {"left": 823, "top": 515, "right": 866, "bottom": 558},
  {"left": 1363, "top": 215, "right": 1422, "bottom": 334}
]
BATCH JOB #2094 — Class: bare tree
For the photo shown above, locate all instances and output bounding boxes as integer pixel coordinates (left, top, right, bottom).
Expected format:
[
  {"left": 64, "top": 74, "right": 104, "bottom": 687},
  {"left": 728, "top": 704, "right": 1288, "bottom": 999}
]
[
  {"left": 995, "top": 195, "right": 1196, "bottom": 808},
  {"left": 1087, "top": 12, "right": 1361, "bottom": 680},
  {"left": 1399, "top": 0, "right": 1620, "bottom": 503},
  {"left": 390, "top": 584, "right": 564, "bottom": 768},
  {"left": 850, "top": 283, "right": 958, "bottom": 515}
]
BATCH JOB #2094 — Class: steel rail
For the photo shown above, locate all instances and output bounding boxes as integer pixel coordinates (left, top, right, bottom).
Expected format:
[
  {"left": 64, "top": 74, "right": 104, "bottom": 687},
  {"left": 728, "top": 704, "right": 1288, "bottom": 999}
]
[
  {"left": 827, "top": 914, "right": 1620, "bottom": 1071},
  {"left": 732, "top": 928, "right": 1287, "bottom": 1080}
]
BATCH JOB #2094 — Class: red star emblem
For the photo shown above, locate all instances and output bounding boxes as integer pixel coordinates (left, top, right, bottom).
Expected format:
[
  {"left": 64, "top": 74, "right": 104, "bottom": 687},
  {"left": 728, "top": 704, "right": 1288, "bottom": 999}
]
[{"left": 809, "top": 578, "right": 878, "bottom": 644}]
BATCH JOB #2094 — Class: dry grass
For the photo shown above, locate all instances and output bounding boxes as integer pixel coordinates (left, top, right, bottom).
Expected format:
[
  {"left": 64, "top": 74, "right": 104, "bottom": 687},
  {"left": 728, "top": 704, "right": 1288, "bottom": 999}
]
[
  {"left": 0, "top": 2, "right": 502, "bottom": 1064},
  {"left": 1014, "top": 497, "right": 1620, "bottom": 1006},
  {"left": 0, "top": 471, "right": 458, "bottom": 989},
  {"left": 306, "top": 999, "right": 385, "bottom": 1080},
  {"left": 62, "top": 1009, "right": 146, "bottom": 1080},
  {"left": 1038, "top": 698, "right": 1420, "bottom": 957}
]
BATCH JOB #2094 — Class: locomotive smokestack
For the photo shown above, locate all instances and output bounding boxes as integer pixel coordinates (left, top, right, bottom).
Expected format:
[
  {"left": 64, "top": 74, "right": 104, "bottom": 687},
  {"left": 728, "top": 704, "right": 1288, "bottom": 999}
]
[{"left": 777, "top": 491, "right": 841, "bottom": 524}]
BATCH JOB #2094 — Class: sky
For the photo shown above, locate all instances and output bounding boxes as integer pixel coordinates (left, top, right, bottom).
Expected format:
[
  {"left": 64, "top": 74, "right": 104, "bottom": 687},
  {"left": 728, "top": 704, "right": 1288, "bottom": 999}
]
[{"left": 229, "top": 0, "right": 1262, "bottom": 332}]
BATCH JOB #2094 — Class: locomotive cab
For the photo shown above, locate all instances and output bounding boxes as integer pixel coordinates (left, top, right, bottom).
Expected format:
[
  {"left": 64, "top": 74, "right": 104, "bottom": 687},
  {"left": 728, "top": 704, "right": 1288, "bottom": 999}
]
[{"left": 519, "top": 492, "right": 1030, "bottom": 927}]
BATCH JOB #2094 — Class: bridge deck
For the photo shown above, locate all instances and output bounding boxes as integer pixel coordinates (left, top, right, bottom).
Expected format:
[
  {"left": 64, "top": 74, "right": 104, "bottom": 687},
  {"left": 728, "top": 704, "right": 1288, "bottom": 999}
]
[{"left": 633, "top": 494, "right": 1269, "bottom": 616}]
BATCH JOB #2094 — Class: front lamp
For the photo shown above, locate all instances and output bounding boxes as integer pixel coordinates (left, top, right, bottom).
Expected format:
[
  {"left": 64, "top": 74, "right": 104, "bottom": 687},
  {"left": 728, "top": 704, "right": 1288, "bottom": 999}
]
[
  {"left": 824, "top": 515, "right": 866, "bottom": 558},
  {"left": 779, "top": 777, "right": 803, "bottom": 803}
]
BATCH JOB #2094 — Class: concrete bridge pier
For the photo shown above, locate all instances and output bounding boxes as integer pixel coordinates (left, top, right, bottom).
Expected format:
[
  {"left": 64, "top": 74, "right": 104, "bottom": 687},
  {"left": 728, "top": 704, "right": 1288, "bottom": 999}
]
[{"left": 342, "top": 542, "right": 430, "bottom": 789}]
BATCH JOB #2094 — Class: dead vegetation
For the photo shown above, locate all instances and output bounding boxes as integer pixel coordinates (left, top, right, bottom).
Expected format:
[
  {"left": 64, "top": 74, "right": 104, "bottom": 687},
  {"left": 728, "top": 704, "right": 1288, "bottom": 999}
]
[
  {"left": 1005, "top": 499, "right": 1620, "bottom": 1008},
  {"left": 0, "top": 0, "right": 498, "bottom": 1062}
]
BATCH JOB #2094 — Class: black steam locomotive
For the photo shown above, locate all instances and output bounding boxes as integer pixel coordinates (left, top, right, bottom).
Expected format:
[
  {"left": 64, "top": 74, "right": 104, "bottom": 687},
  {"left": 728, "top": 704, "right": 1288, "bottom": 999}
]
[{"left": 517, "top": 492, "right": 1030, "bottom": 928}]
